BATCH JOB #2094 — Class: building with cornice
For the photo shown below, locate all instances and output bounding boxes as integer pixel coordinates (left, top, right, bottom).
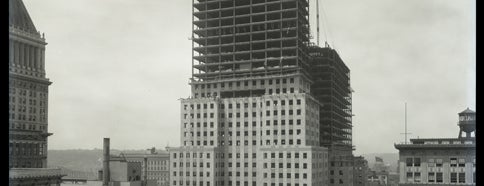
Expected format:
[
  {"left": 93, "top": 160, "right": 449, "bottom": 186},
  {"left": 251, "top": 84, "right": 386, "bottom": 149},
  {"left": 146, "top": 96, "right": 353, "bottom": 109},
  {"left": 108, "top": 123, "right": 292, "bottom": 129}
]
[
  {"left": 394, "top": 108, "right": 476, "bottom": 185},
  {"left": 9, "top": 0, "right": 64, "bottom": 185}
]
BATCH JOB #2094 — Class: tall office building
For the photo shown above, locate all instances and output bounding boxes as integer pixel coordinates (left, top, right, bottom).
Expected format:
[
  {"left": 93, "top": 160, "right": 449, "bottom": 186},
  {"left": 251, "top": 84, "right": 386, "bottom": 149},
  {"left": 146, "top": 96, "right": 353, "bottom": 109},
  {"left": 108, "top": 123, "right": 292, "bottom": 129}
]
[
  {"left": 309, "top": 45, "right": 354, "bottom": 186},
  {"left": 9, "top": 0, "right": 64, "bottom": 185},
  {"left": 169, "top": 0, "right": 329, "bottom": 186}
]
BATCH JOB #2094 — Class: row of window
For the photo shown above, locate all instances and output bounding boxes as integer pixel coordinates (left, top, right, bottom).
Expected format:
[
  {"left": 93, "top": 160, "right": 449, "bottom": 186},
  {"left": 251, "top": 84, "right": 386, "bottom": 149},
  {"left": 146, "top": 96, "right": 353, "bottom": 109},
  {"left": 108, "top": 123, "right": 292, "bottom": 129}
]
[
  {"left": 173, "top": 180, "right": 313, "bottom": 186},
  {"left": 10, "top": 96, "right": 46, "bottom": 107},
  {"left": 10, "top": 122, "right": 46, "bottom": 131},
  {"left": 194, "top": 78, "right": 297, "bottom": 90},
  {"left": 9, "top": 81, "right": 48, "bottom": 92},
  {"left": 407, "top": 172, "right": 471, "bottom": 183},
  {"left": 183, "top": 119, "right": 304, "bottom": 130},
  {"left": 173, "top": 151, "right": 319, "bottom": 160},
  {"left": 9, "top": 142, "right": 46, "bottom": 156},
  {"left": 406, "top": 157, "right": 469, "bottom": 167},
  {"left": 184, "top": 99, "right": 303, "bottom": 110},
  {"left": 263, "top": 162, "right": 308, "bottom": 169},
  {"left": 184, "top": 109, "right": 303, "bottom": 119},
  {"left": 193, "top": 87, "right": 302, "bottom": 98},
  {"left": 10, "top": 105, "right": 45, "bottom": 114},
  {"left": 184, "top": 128, "right": 303, "bottom": 138},
  {"left": 183, "top": 138, "right": 306, "bottom": 146},
  {"left": 9, "top": 113, "right": 46, "bottom": 122}
]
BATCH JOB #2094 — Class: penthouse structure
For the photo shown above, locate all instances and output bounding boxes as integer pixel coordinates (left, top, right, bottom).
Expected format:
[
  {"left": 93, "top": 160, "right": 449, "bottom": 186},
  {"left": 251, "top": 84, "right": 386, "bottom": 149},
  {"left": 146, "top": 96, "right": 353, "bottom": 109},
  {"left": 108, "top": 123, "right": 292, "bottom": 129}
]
[
  {"left": 394, "top": 108, "right": 476, "bottom": 185},
  {"left": 169, "top": 0, "right": 329, "bottom": 186},
  {"left": 9, "top": 0, "right": 64, "bottom": 185}
]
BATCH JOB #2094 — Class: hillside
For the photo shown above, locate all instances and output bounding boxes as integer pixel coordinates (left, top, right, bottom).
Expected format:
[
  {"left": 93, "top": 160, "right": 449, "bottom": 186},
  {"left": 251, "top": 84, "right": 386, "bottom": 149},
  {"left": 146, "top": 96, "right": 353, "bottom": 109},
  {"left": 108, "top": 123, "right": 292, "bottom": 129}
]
[
  {"left": 48, "top": 149, "right": 400, "bottom": 176},
  {"left": 47, "top": 149, "right": 149, "bottom": 173}
]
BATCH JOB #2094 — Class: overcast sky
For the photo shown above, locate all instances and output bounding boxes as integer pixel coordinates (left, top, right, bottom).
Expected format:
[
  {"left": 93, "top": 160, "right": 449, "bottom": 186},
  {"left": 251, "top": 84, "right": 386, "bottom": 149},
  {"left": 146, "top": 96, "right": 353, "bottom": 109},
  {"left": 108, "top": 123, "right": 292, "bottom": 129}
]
[{"left": 23, "top": 0, "right": 475, "bottom": 155}]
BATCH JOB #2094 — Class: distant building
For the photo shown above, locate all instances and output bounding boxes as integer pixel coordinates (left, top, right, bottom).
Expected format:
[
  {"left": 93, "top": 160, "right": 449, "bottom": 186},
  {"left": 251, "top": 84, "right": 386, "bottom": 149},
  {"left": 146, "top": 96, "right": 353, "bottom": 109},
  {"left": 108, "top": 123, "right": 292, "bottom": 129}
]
[
  {"left": 373, "top": 157, "right": 389, "bottom": 173},
  {"left": 394, "top": 108, "right": 476, "bottom": 185},
  {"left": 122, "top": 147, "right": 170, "bottom": 186},
  {"left": 387, "top": 172, "right": 399, "bottom": 186},
  {"left": 86, "top": 157, "right": 156, "bottom": 186},
  {"left": 9, "top": 0, "right": 65, "bottom": 185},
  {"left": 353, "top": 156, "right": 369, "bottom": 186},
  {"left": 83, "top": 138, "right": 157, "bottom": 186},
  {"left": 367, "top": 170, "right": 388, "bottom": 186}
]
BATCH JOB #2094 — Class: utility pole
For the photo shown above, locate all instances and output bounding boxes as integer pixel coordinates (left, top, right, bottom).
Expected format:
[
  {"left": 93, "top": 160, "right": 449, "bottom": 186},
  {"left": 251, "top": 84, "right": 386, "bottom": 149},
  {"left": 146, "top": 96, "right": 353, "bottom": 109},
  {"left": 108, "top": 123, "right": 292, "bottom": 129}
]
[
  {"left": 316, "top": 0, "right": 320, "bottom": 46},
  {"left": 400, "top": 102, "right": 412, "bottom": 144}
]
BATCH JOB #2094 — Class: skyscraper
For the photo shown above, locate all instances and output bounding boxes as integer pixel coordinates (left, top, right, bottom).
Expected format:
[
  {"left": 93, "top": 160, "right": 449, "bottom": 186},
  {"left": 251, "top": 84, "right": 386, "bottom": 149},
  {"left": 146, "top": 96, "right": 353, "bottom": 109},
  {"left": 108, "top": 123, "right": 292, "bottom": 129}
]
[
  {"left": 9, "top": 0, "right": 64, "bottom": 185},
  {"left": 169, "top": 0, "right": 329, "bottom": 186},
  {"left": 309, "top": 45, "right": 354, "bottom": 186}
]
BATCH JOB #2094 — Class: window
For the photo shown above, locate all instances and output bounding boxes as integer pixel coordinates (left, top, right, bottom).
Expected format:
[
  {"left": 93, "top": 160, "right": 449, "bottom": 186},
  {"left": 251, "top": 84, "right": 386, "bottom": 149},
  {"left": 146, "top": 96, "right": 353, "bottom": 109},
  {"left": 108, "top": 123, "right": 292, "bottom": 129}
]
[
  {"left": 458, "top": 173, "right": 465, "bottom": 183},
  {"left": 406, "top": 172, "right": 413, "bottom": 182},
  {"left": 406, "top": 158, "right": 413, "bottom": 166},
  {"left": 414, "top": 172, "right": 421, "bottom": 182},
  {"left": 436, "top": 172, "right": 443, "bottom": 183},
  {"left": 414, "top": 158, "right": 421, "bottom": 167},
  {"left": 436, "top": 159, "right": 443, "bottom": 167},
  {"left": 450, "top": 158, "right": 457, "bottom": 167},
  {"left": 458, "top": 159, "right": 465, "bottom": 167},
  {"left": 451, "top": 173, "right": 457, "bottom": 183},
  {"left": 428, "top": 172, "right": 435, "bottom": 183}
]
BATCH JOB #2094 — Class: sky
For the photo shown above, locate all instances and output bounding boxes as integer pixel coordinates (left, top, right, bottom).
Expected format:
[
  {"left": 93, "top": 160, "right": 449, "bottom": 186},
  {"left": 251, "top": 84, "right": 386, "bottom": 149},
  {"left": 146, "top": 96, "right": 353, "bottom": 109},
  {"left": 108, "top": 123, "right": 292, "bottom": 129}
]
[{"left": 22, "top": 0, "right": 475, "bottom": 155}]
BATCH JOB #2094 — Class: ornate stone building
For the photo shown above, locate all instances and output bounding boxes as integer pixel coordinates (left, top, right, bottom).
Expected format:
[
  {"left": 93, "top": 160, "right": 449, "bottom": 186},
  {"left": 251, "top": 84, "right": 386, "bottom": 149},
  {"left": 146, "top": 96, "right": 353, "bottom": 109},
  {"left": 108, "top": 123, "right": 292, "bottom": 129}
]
[{"left": 9, "top": 0, "right": 64, "bottom": 185}]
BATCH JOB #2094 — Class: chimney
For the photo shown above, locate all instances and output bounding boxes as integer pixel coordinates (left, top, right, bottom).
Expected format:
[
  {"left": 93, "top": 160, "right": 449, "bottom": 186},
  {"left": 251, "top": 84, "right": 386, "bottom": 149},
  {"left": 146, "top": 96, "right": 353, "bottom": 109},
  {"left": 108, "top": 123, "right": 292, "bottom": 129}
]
[{"left": 103, "top": 138, "right": 110, "bottom": 186}]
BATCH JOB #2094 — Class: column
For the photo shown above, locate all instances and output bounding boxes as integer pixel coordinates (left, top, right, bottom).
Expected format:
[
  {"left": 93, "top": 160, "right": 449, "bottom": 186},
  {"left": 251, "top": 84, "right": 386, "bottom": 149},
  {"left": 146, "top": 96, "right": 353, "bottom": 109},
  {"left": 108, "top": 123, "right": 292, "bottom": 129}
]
[
  {"left": 27, "top": 45, "right": 31, "bottom": 69},
  {"left": 14, "top": 41, "right": 18, "bottom": 65},
  {"left": 29, "top": 45, "right": 34, "bottom": 69},
  {"left": 40, "top": 49, "right": 45, "bottom": 71},
  {"left": 9, "top": 40, "right": 13, "bottom": 65},
  {"left": 30, "top": 46, "right": 36, "bottom": 70},
  {"left": 19, "top": 43, "right": 24, "bottom": 67},
  {"left": 35, "top": 47, "right": 41, "bottom": 71}
]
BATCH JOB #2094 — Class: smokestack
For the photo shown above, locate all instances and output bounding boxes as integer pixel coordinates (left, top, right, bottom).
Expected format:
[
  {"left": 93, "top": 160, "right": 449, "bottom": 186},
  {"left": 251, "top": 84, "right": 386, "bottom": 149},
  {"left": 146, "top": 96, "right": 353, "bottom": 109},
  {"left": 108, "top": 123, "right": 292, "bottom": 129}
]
[{"left": 103, "top": 138, "right": 110, "bottom": 186}]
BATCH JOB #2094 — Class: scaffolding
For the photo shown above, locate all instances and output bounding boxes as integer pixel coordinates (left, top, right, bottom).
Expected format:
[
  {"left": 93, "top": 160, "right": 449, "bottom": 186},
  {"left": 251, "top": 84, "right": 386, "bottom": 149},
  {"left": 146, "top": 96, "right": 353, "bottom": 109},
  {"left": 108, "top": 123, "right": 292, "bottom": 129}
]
[
  {"left": 191, "top": 0, "right": 311, "bottom": 83},
  {"left": 308, "top": 45, "right": 353, "bottom": 150}
]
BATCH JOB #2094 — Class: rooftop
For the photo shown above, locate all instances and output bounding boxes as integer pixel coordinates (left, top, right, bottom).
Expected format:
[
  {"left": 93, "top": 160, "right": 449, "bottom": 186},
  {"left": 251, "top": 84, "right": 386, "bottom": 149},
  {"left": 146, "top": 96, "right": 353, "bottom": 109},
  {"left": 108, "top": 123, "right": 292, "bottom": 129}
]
[{"left": 10, "top": 168, "right": 66, "bottom": 179}]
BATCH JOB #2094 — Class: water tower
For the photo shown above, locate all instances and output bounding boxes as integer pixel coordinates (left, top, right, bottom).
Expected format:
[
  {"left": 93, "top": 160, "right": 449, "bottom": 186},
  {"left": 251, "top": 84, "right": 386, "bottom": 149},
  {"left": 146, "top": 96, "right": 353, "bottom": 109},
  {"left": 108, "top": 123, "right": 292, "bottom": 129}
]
[{"left": 458, "top": 108, "right": 476, "bottom": 139}]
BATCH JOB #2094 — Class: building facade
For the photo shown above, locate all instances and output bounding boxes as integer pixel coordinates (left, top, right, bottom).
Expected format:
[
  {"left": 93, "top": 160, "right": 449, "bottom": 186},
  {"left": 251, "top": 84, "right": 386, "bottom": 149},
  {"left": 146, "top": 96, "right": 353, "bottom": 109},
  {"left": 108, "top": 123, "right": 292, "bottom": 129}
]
[
  {"left": 309, "top": 43, "right": 354, "bottom": 186},
  {"left": 9, "top": 0, "right": 64, "bottom": 185},
  {"left": 123, "top": 148, "right": 171, "bottom": 186},
  {"left": 353, "top": 156, "right": 368, "bottom": 186},
  {"left": 169, "top": 0, "right": 330, "bottom": 186},
  {"left": 394, "top": 108, "right": 476, "bottom": 186}
]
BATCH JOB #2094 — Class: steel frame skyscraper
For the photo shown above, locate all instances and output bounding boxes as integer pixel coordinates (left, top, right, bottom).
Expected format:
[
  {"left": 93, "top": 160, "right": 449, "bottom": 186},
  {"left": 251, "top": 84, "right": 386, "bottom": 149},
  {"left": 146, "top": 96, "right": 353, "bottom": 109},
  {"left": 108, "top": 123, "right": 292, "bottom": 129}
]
[{"left": 169, "top": 0, "right": 329, "bottom": 186}]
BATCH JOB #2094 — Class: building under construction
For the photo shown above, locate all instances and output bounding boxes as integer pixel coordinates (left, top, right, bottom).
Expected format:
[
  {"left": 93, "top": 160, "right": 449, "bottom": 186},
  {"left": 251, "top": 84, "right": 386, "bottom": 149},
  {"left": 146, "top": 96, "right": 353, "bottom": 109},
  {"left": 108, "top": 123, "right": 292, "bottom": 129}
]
[
  {"left": 170, "top": 1, "right": 330, "bottom": 186},
  {"left": 169, "top": 0, "right": 356, "bottom": 186},
  {"left": 309, "top": 44, "right": 354, "bottom": 186}
]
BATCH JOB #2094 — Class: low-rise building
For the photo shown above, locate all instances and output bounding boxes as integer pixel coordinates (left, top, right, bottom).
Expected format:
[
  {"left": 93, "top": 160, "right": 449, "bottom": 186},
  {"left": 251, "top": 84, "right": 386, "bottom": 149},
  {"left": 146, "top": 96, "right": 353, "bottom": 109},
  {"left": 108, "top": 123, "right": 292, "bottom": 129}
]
[
  {"left": 353, "top": 156, "right": 369, "bottom": 186},
  {"left": 394, "top": 108, "right": 476, "bottom": 185},
  {"left": 122, "top": 147, "right": 170, "bottom": 186},
  {"left": 367, "top": 170, "right": 388, "bottom": 186}
]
